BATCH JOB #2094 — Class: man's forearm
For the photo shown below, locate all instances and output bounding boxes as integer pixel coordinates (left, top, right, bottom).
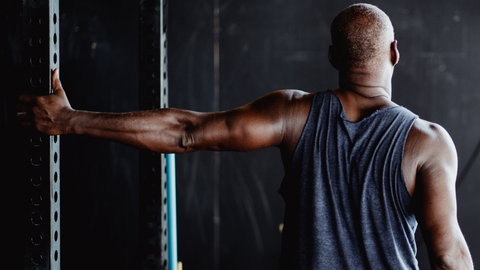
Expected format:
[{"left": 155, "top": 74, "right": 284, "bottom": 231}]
[{"left": 69, "top": 108, "right": 194, "bottom": 153}]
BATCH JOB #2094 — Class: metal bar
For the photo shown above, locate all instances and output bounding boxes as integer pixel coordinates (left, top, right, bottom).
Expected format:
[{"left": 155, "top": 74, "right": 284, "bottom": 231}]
[
  {"left": 22, "top": 0, "right": 60, "bottom": 269},
  {"left": 160, "top": 0, "right": 170, "bottom": 266},
  {"left": 166, "top": 154, "right": 177, "bottom": 270},
  {"left": 139, "top": 0, "right": 169, "bottom": 269}
]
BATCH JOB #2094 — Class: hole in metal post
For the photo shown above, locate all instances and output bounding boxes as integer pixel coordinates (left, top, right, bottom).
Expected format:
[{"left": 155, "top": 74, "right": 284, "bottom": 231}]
[
  {"left": 54, "top": 33, "right": 57, "bottom": 44},
  {"left": 147, "top": 85, "right": 155, "bottom": 95},
  {"left": 30, "top": 57, "right": 42, "bottom": 67},
  {"left": 29, "top": 37, "right": 42, "bottom": 47},
  {"left": 147, "top": 212, "right": 156, "bottom": 222},
  {"left": 31, "top": 175, "right": 43, "bottom": 186},
  {"left": 54, "top": 230, "right": 58, "bottom": 241},
  {"left": 30, "top": 76, "right": 42, "bottom": 88},
  {"left": 54, "top": 250, "right": 58, "bottom": 261},
  {"left": 31, "top": 212, "right": 43, "bottom": 226},
  {"left": 146, "top": 55, "right": 155, "bottom": 65},
  {"left": 30, "top": 136, "right": 43, "bottom": 146},
  {"left": 53, "top": 53, "right": 57, "bottom": 64},
  {"left": 146, "top": 71, "right": 155, "bottom": 80},
  {"left": 31, "top": 155, "right": 43, "bottom": 166},
  {"left": 31, "top": 195, "right": 43, "bottom": 206},
  {"left": 31, "top": 233, "right": 43, "bottom": 246},
  {"left": 53, "top": 13, "right": 57, "bottom": 24},
  {"left": 146, "top": 23, "right": 154, "bottom": 33},
  {"left": 31, "top": 252, "right": 43, "bottom": 266},
  {"left": 54, "top": 172, "right": 58, "bottom": 183},
  {"left": 54, "top": 152, "right": 58, "bottom": 163},
  {"left": 148, "top": 197, "right": 156, "bottom": 207},
  {"left": 146, "top": 39, "right": 155, "bottom": 49},
  {"left": 54, "top": 211, "right": 58, "bottom": 222},
  {"left": 30, "top": 16, "right": 41, "bottom": 25},
  {"left": 54, "top": 192, "right": 58, "bottom": 203}
]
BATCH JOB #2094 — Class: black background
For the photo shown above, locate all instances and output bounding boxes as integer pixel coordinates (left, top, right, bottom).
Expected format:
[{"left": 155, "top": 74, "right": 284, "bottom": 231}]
[{"left": 2, "top": 0, "right": 480, "bottom": 269}]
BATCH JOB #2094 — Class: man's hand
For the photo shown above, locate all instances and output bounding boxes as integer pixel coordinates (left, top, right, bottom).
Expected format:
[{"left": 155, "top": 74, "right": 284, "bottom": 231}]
[{"left": 17, "top": 69, "right": 75, "bottom": 135}]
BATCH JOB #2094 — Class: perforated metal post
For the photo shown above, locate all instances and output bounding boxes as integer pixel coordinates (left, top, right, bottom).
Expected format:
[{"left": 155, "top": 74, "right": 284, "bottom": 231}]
[
  {"left": 22, "top": 0, "right": 60, "bottom": 269},
  {"left": 139, "top": 0, "right": 170, "bottom": 269}
]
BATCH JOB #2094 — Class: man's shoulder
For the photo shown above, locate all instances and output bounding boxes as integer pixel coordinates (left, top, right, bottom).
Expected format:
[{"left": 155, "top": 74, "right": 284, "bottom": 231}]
[
  {"left": 410, "top": 119, "right": 452, "bottom": 144},
  {"left": 408, "top": 118, "right": 457, "bottom": 166},
  {"left": 264, "top": 90, "right": 315, "bottom": 116},
  {"left": 269, "top": 89, "right": 314, "bottom": 102}
]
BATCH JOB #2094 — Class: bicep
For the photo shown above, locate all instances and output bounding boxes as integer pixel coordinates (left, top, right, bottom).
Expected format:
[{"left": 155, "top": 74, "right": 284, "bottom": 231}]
[
  {"left": 187, "top": 91, "right": 293, "bottom": 152},
  {"left": 415, "top": 159, "right": 459, "bottom": 247}
]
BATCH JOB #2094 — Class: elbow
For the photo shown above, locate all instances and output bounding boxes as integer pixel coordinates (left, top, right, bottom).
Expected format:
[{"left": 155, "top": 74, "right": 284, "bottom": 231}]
[
  {"left": 179, "top": 130, "right": 196, "bottom": 152},
  {"left": 434, "top": 255, "right": 457, "bottom": 270},
  {"left": 433, "top": 250, "right": 473, "bottom": 270}
]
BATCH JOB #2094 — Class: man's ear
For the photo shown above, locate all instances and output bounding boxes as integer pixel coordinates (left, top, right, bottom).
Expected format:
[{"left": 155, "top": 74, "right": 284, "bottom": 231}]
[
  {"left": 391, "top": 40, "right": 400, "bottom": 66},
  {"left": 329, "top": 45, "right": 339, "bottom": 70}
]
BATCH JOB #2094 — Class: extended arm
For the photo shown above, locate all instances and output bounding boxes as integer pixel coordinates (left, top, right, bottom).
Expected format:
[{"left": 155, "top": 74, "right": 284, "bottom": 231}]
[
  {"left": 412, "top": 121, "right": 473, "bottom": 270},
  {"left": 18, "top": 69, "right": 310, "bottom": 154}
]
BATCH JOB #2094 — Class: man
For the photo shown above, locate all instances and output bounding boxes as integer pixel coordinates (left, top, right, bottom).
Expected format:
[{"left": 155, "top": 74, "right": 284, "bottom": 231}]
[{"left": 18, "top": 3, "right": 473, "bottom": 269}]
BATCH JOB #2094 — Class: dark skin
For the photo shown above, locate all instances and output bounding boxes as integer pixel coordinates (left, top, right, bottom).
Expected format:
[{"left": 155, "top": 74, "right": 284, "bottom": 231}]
[{"left": 18, "top": 39, "right": 473, "bottom": 270}]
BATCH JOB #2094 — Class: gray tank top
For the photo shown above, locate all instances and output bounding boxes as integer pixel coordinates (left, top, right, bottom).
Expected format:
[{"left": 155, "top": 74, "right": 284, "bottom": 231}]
[{"left": 278, "top": 90, "right": 419, "bottom": 269}]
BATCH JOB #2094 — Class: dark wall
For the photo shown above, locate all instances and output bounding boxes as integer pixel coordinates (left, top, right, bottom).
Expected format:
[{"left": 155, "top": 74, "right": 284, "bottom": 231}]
[{"left": 2, "top": 0, "right": 480, "bottom": 269}]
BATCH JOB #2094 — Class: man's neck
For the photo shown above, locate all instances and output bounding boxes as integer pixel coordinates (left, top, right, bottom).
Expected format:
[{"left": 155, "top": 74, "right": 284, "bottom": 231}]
[
  {"left": 338, "top": 65, "right": 393, "bottom": 99},
  {"left": 334, "top": 68, "right": 396, "bottom": 122}
]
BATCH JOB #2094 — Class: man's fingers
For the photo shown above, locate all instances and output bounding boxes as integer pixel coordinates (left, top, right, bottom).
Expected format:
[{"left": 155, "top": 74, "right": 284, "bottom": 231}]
[
  {"left": 52, "top": 68, "right": 63, "bottom": 93},
  {"left": 20, "top": 121, "right": 32, "bottom": 128},
  {"left": 17, "top": 111, "right": 34, "bottom": 128},
  {"left": 17, "top": 111, "right": 30, "bottom": 121},
  {"left": 16, "top": 102, "right": 30, "bottom": 112},
  {"left": 18, "top": 93, "right": 37, "bottom": 104}
]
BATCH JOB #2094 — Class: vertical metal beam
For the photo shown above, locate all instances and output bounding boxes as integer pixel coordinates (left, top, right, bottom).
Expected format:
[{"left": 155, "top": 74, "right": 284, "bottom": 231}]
[
  {"left": 22, "top": 0, "right": 60, "bottom": 269},
  {"left": 160, "top": 1, "right": 171, "bottom": 267},
  {"left": 139, "top": 0, "right": 169, "bottom": 269}
]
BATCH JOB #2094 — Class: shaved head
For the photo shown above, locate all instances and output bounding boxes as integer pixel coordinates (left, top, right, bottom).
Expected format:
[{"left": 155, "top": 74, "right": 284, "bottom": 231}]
[{"left": 330, "top": 3, "right": 395, "bottom": 70}]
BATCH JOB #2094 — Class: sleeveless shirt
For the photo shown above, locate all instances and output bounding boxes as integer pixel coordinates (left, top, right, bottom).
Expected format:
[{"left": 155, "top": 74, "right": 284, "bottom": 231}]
[{"left": 278, "top": 90, "right": 419, "bottom": 269}]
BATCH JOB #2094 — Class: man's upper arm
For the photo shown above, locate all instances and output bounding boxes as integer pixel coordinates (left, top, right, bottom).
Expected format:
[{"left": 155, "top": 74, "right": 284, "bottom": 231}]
[
  {"left": 413, "top": 121, "right": 473, "bottom": 269},
  {"left": 184, "top": 90, "right": 311, "bottom": 152}
]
